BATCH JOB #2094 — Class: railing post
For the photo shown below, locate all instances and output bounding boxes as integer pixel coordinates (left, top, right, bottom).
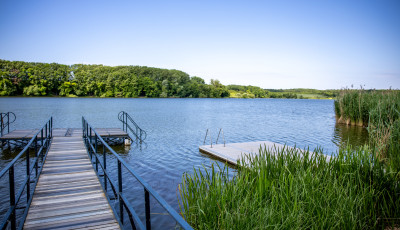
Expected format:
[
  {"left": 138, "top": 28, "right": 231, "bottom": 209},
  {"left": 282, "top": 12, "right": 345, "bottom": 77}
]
[
  {"left": 89, "top": 127, "right": 92, "bottom": 158},
  {"left": 9, "top": 165, "right": 16, "bottom": 230},
  {"left": 51, "top": 117, "right": 53, "bottom": 138},
  {"left": 125, "top": 113, "right": 127, "bottom": 133},
  {"left": 118, "top": 160, "right": 124, "bottom": 224},
  {"left": 41, "top": 129, "right": 43, "bottom": 149},
  {"left": 103, "top": 144, "right": 107, "bottom": 191},
  {"left": 1, "top": 114, "right": 3, "bottom": 137},
  {"left": 7, "top": 112, "right": 10, "bottom": 134},
  {"left": 35, "top": 136, "right": 38, "bottom": 160},
  {"left": 123, "top": 112, "right": 125, "bottom": 132},
  {"left": 26, "top": 146, "right": 30, "bottom": 203},
  {"left": 45, "top": 123, "right": 48, "bottom": 148},
  {"left": 210, "top": 131, "right": 212, "bottom": 148},
  {"left": 95, "top": 135, "right": 98, "bottom": 172},
  {"left": 145, "top": 188, "right": 151, "bottom": 230},
  {"left": 35, "top": 136, "right": 38, "bottom": 177},
  {"left": 203, "top": 129, "right": 208, "bottom": 145}
]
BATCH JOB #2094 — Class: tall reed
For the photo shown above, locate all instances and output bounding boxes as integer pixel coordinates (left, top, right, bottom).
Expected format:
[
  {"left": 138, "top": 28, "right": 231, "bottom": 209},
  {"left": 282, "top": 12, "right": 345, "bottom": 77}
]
[
  {"left": 335, "top": 89, "right": 400, "bottom": 168},
  {"left": 334, "top": 89, "right": 400, "bottom": 127},
  {"left": 179, "top": 145, "right": 400, "bottom": 229}
]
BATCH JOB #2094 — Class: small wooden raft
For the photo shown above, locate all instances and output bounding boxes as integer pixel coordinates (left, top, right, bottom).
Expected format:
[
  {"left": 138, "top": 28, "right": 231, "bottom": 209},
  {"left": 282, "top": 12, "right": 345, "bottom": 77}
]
[
  {"left": 24, "top": 133, "right": 120, "bottom": 229},
  {"left": 200, "top": 141, "right": 332, "bottom": 165}
]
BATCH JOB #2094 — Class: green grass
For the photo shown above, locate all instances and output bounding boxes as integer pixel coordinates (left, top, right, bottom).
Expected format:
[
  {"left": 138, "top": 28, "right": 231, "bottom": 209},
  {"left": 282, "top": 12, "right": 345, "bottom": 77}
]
[{"left": 179, "top": 145, "right": 400, "bottom": 229}]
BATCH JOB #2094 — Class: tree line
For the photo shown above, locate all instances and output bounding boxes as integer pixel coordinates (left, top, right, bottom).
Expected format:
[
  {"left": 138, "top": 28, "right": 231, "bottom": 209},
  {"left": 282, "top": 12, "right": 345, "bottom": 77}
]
[
  {"left": 0, "top": 59, "right": 229, "bottom": 98},
  {"left": 0, "top": 59, "right": 338, "bottom": 99}
]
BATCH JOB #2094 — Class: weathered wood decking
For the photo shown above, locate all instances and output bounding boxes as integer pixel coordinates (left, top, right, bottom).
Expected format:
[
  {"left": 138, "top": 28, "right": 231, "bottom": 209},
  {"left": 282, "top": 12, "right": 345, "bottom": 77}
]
[
  {"left": 200, "top": 141, "right": 332, "bottom": 165},
  {"left": 24, "top": 130, "right": 120, "bottom": 229},
  {"left": 0, "top": 128, "right": 128, "bottom": 140}
]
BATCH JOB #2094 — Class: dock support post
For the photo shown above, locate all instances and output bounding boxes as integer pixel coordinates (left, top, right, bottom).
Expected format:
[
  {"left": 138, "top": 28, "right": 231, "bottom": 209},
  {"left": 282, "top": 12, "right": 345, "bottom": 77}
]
[{"left": 124, "top": 138, "right": 131, "bottom": 146}]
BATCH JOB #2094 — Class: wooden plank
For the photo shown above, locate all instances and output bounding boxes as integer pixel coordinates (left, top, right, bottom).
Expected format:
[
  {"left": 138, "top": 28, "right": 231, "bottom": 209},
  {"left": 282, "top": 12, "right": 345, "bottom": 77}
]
[
  {"left": 24, "top": 213, "right": 118, "bottom": 230},
  {"left": 24, "top": 136, "right": 120, "bottom": 229},
  {"left": 26, "top": 203, "right": 111, "bottom": 220},
  {"left": 28, "top": 196, "right": 107, "bottom": 211},
  {"left": 34, "top": 181, "right": 99, "bottom": 193}
]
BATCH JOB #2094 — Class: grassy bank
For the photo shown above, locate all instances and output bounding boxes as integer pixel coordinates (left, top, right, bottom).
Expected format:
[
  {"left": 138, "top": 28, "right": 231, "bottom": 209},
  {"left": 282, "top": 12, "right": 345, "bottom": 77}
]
[
  {"left": 228, "top": 86, "right": 338, "bottom": 99},
  {"left": 179, "top": 146, "right": 400, "bottom": 229}
]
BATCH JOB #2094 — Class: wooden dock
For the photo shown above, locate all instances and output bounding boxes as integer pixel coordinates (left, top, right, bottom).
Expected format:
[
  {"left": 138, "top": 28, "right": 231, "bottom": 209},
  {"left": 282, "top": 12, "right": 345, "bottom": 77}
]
[
  {"left": 23, "top": 130, "right": 120, "bottom": 229},
  {"left": 199, "top": 141, "right": 332, "bottom": 165},
  {"left": 0, "top": 128, "right": 129, "bottom": 140}
]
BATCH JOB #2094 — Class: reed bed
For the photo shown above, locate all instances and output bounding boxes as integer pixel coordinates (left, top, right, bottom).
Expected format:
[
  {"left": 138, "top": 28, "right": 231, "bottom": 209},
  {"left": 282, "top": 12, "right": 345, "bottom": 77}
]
[
  {"left": 334, "top": 89, "right": 400, "bottom": 127},
  {"left": 179, "top": 146, "right": 400, "bottom": 229},
  {"left": 335, "top": 89, "right": 400, "bottom": 169}
]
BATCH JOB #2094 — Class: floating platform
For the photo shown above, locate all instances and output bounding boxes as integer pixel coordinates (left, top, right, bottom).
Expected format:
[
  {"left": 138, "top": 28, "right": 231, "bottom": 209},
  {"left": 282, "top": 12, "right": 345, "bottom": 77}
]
[
  {"left": 199, "top": 141, "right": 332, "bottom": 165},
  {"left": 0, "top": 128, "right": 128, "bottom": 140}
]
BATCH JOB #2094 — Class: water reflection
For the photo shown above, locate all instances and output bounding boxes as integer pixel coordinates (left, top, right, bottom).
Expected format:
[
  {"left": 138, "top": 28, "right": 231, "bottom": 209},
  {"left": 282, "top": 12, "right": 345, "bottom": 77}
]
[{"left": 332, "top": 123, "right": 369, "bottom": 148}]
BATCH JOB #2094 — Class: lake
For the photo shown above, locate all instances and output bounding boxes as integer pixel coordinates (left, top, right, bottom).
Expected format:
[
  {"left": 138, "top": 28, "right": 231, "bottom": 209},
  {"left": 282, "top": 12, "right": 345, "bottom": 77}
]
[{"left": 0, "top": 97, "right": 368, "bottom": 228}]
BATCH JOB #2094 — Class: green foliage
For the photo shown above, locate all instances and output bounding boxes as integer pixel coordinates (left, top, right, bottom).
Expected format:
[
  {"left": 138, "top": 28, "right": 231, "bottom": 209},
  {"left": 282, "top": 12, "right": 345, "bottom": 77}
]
[
  {"left": 228, "top": 85, "right": 266, "bottom": 98},
  {"left": 0, "top": 59, "right": 230, "bottom": 98},
  {"left": 228, "top": 86, "right": 337, "bottom": 99},
  {"left": 179, "top": 145, "right": 400, "bottom": 229}
]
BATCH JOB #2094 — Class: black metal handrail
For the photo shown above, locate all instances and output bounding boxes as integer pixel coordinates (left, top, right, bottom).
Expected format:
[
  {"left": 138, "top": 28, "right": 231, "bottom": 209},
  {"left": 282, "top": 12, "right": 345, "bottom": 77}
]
[
  {"left": 0, "top": 117, "right": 53, "bottom": 230},
  {"left": 0, "top": 112, "right": 16, "bottom": 137},
  {"left": 118, "top": 111, "right": 147, "bottom": 143},
  {"left": 82, "top": 117, "right": 193, "bottom": 230}
]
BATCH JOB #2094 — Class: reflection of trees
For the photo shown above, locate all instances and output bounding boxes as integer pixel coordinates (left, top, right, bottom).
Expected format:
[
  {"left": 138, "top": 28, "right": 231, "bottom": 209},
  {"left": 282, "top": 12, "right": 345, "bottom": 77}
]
[{"left": 332, "top": 123, "right": 369, "bottom": 148}]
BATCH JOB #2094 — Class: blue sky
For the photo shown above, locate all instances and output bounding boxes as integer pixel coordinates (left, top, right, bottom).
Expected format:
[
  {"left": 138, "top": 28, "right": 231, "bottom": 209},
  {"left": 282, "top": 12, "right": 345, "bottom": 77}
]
[{"left": 0, "top": 0, "right": 399, "bottom": 89}]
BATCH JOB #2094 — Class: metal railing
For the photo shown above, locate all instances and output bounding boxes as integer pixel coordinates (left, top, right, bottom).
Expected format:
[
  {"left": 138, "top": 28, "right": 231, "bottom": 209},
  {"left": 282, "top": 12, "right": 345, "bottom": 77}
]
[
  {"left": 216, "top": 128, "right": 226, "bottom": 147},
  {"left": 203, "top": 129, "right": 212, "bottom": 147},
  {"left": 0, "top": 117, "right": 53, "bottom": 230},
  {"left": 82, "top": 117, "right": 193, "bottom": 230},
  {"left": 1, "top": 112, "right": 16, "bottom": 137},
  {"left": 118, "top": 111, "right": 147, "bottom": 143},
  {"left": 203, "top": 128, "right": 226, "bottom": 147}
]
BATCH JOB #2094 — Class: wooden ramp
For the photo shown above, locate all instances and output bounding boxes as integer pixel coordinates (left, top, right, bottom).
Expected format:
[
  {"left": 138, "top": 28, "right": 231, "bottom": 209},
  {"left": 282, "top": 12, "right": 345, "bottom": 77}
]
[
  {"left": 24, "top": 132, "right": 120, "bottom": 229},
  {"left": 200, "top": 141, "right": 332, "bottom": 165}
]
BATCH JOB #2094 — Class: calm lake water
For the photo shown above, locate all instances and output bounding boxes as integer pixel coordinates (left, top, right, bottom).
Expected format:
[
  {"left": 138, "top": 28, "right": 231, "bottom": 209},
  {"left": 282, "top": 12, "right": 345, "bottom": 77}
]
[{"left": 0, "top": 97, "right": 368, "bottom": 228}]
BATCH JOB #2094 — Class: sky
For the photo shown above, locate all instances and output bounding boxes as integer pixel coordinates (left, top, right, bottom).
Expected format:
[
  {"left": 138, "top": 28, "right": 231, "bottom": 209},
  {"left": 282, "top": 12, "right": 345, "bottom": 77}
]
[{"left": 0, "top": 0, "right": 399, "bottom": 89}]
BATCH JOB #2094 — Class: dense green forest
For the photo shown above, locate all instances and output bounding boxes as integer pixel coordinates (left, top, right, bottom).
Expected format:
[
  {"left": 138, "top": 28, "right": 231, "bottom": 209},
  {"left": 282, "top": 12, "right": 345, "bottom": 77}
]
[
  {"left": 0, "top": 59, "right": 229, "bottom": 98},
  {"left": 0, "top": 59, "right": 337, "bottom": 98}
]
